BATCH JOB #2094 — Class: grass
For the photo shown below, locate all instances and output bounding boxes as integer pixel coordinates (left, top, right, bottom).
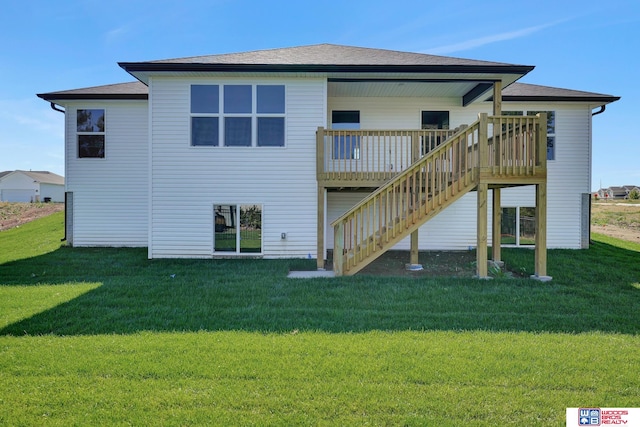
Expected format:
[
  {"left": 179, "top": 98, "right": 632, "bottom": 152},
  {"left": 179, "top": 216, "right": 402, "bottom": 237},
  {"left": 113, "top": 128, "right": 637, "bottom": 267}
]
[
  {"left": 591, "top": 201, "right": 640, "bottom": 228},
  {"left": 0, "top": 213, "right": 639, "bottom": 425}
]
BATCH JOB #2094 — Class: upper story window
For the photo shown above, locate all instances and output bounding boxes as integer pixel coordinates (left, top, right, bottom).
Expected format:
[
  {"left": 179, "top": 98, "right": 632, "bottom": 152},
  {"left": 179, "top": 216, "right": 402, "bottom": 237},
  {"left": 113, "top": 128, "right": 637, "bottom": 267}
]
[
  {"left": 77, "top": 109, "right": 105, "bottom": 158},
  {"left": 503, "top": 110, "right": 556, "bottom": 160},
  {"left": 191, "top": 84, "right": 285, "bottom": 147},
  {"left": 331, "top": 110, "right": 360, "bottom": 159},
  {"left": 421, "top": 111, "right": 449, "bottom": 129}
]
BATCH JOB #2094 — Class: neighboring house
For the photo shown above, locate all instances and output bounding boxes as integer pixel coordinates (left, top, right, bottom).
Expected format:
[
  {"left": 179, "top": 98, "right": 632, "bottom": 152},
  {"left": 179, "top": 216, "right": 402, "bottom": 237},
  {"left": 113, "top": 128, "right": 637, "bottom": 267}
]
[
  {"left": 37, "top": 44, "right": 619, "bottom": 276},
  {"left": 0, "top": 170, "right": 65, "bottom": 202},
  {"left": 598, "top": 186, "right": 640, "bottom": 199}
]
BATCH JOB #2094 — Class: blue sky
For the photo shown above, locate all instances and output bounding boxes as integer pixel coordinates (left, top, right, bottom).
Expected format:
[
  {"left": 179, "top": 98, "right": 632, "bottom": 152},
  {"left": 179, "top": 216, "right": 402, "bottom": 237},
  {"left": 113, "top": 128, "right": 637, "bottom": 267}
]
[{"left": 1, "top": 0, "right": 637, "bottom": 190}]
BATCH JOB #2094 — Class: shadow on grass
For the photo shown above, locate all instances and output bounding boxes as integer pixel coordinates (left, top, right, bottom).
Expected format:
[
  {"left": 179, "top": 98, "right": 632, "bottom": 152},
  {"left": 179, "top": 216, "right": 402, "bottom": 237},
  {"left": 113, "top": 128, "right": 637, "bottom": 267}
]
[{"left": 1, "top": 242, "right": 638, "bottom": 336}]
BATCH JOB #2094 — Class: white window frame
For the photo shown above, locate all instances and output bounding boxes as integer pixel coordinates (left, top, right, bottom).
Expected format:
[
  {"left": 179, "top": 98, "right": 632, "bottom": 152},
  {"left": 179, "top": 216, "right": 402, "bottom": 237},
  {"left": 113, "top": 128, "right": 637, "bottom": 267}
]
[
  {"left": 190, "top": 84, "right": 286, "bottom": 148},
  {"left": 76, "top": 108, "right": 106, "bottom": 159},
  {"left": 501, "top": 206, "right": 536, "bottom": 247},
  {"left": 213, "top": 203, "right": 263, "bottom": 256}
]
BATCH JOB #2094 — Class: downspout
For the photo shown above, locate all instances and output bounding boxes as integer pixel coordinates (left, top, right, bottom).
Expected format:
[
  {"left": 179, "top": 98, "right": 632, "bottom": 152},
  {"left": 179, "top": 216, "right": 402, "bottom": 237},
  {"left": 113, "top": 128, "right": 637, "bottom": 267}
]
[
  {"left": 49, "top": 102, "right": 67, "bottom": 241},
  {"left": 588, "top": 104, "right": 606, "bottom": 245}
]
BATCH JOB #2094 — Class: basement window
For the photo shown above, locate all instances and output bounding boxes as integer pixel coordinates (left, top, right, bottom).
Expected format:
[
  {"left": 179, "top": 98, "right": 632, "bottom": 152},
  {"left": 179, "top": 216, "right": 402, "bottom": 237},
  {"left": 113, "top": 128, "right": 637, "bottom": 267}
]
[
  {"left": 214, "top": 204, "right": 262, "bottom": 254},
  {"left": 77, "top": 109, "right": 105, "bottom": 158}
]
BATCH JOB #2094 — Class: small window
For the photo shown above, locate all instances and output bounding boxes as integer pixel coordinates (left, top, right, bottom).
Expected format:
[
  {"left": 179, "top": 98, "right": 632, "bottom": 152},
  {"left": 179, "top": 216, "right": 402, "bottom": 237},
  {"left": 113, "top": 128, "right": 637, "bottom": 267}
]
[
  {"left": 332, "top": 110, "right": 360, "bottom": 159},
  {"left": 225, "top": 117, "right": 252, "bottom": 147},
  {"left": 77, "top": 109, "right": 105, "bottom": 158},
  {"left": 224, "top": 85, "right": 252, "bottom": 114},
  {"left": 257, "top": 85, "right": 285, "bottom": 113},
  {"left": 191, "top": 85, "right": 219, "bottom": 113},
  {"left": 214, "top": 204, "right": 262, "bottom": 254},
  {"left": 421, "top": 111, "right": 449, "bottom": 130},
  {"left": 191, "top": 117, "right": 219, "bottom": 146},
  {"left": 257, "top": 117, "right": 285, "bottom": 147}
]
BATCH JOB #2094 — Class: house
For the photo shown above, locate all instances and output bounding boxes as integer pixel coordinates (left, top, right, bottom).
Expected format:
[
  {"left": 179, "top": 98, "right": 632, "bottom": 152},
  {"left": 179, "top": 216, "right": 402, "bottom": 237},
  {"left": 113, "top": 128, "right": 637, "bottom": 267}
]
[
  {"left": 37, "top": 44, "right": 619, "bottom": 277},
  {"left": 597, "top": 185, "right": 640, "bottom": 200},
  {"left": 0, "top": 170, "right": 65, "bottom": 203}
]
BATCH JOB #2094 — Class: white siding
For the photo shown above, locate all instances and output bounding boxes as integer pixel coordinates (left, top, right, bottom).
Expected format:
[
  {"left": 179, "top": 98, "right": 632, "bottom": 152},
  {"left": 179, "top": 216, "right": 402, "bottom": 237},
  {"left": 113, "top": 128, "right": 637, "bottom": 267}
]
[
  {"left": 40, "top": 183, "right": 65, "bottom": 202},
  {"left": 0, "top": 173, "right": 38, "bottom": 202},
  {"left": 64, "top": 101, "right": 148, "bottom": 246},
  {"left": 326, "top": 191, "right": 483, "bottom": 251},
  {"left": 149, "top": 77, "right": 326, "bottom": 258},
  {"left": 491, "top": 103, "right": 592, "bottom": 249}
]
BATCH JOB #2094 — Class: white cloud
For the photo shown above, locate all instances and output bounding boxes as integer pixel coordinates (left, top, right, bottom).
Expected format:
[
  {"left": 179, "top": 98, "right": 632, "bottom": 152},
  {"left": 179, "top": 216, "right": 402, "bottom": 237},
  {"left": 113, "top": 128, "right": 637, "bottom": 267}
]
[
  {"left": 105, "top": 25, "right": 130, "bottom": 44},
  {"left": 424, "top": 20, "right": 566, "bottom": 55}
]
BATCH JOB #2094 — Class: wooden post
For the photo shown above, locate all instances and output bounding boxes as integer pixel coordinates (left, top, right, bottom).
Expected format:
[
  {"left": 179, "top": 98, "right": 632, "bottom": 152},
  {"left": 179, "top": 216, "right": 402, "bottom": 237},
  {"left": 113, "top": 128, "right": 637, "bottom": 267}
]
[
  {"left": 410, "top": 230, "right": 419, "bottom": 265},
  {"left": 476, "top": 182, "right": 489, "bottom": 278},
  {"left": 493, "top": 81, "right": 502, "bottom": 169},
  {"left": 492, "top": 188, "right": 501, "bottom": 263},
  {"left": 317, "top": 185, "right": 325, "bottom": 270},
  {"left": 334, "top": 222, "right": 344, "bottom": 276},
  {"left": 409, "top": 135, "right": 421, "bottom": 268},
  {"left": 478, "top": 113, "right": 488, "bottom": 168},
  {"left": 536, "top": 113, "right": 547, "bottom": 170},
  {"left": 533, "top": 182, "right": 550, "bottom": 281},
  {"left": 493, "top": 81, "right": 502, "bottom": 116},
  {"left": 316, "top": 127, "right": 326, "bottom": 270},
  {"left": 316, "top": 127, "right": 325, "bottom": 181}
]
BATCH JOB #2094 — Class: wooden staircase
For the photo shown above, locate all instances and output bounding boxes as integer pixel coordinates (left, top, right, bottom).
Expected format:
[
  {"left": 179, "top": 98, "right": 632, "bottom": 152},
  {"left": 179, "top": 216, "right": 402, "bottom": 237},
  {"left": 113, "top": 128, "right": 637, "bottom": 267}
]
[{"left": 330, "top": 113, "right": 547, "bottom": 276}]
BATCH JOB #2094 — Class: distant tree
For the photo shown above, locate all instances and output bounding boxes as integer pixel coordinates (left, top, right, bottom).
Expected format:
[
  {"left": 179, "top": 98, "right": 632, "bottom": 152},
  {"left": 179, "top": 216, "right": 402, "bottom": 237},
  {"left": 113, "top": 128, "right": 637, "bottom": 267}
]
[{"left": 629, "top": 188, "right": 640, "bottom": 200}]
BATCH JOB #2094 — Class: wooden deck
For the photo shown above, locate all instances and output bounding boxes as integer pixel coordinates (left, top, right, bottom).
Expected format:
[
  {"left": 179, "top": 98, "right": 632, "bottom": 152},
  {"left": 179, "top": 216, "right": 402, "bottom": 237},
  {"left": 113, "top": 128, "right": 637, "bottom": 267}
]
[{"left": 317, "top": 113, "right": 549, "bottom": 278}]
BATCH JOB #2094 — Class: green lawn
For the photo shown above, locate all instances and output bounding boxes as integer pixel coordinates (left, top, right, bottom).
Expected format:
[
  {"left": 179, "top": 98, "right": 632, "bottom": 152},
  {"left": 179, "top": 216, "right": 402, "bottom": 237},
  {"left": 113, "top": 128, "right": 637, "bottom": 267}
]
[{"left": 0, "top": 212, "right": 638, "bottom": 425}]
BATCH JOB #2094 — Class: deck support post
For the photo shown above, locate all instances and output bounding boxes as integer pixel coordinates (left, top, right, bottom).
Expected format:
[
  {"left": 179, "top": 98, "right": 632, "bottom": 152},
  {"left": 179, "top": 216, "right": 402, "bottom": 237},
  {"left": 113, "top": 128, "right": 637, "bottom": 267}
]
[
  {"left": 409, "top": 229, "right": 420, "bottom": 267},
  {"left": 316, "top": 127, "right": 326, "bottom": 270},
  {"left": 317, "top": 185, "right": 325, "bottom": 270},
  {"left": 476, "top": 182, "right": 489, "bottom": 278},
  {"left": 492, "top": 188, "right": 502, "bottom": 264},
  {"left": 532, "top": 181, "right": 551, "bottom": 281}
]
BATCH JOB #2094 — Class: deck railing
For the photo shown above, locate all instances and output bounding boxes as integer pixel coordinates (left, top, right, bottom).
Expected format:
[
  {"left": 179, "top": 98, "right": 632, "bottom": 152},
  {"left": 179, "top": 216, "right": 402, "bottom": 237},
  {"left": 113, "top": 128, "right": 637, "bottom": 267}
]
[
  {"left": 329, "top": 113, "right": 546, "bottom": 275},
  {"left": 316, "top": 129, "right": 457, "bottom": 184},
  {"left": 486, "top": 113, "right": 547, "bottom": 176}
]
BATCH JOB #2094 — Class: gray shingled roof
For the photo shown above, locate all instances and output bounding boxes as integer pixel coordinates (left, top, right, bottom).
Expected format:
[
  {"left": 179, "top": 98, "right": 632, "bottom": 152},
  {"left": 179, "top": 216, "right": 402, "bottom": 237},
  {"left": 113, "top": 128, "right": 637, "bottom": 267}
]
[
  {"left": 146, "top": 44, "right": 515, "bottom": 67},
  {"left": 37, "top": 82, "right": 147, "bottom": 101},
  {"left": 502, "top": 82, "right": 619, "bottom": 103},
  {"left": 18, "top": 170, "right": 65, "bottom": 185},
  {"left": 119, "top": 43, "right": 535, "bottom": 75},
  {"left": 36, "top": 45, "right": 619, "bottom": 105},
  {"left": 0, "top": 170, "right": 64, "bottom": 185}
]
